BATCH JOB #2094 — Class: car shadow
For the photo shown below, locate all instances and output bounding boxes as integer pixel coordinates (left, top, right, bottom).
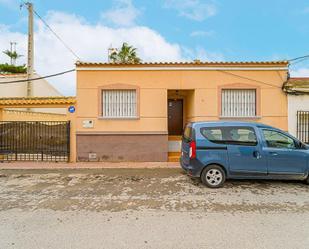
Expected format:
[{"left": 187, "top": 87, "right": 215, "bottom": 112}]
[{"left": 187, "top": 175, "right": 308, "bottom": 189}]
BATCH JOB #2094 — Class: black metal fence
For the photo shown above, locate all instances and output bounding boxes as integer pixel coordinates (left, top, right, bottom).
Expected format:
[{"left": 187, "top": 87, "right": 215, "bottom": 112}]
[
  {"left": 297, "top": 111, "right": 309, "bottom": 144},
  {"left": 0, "top": 121, "right": 70, "bottom": 162}
]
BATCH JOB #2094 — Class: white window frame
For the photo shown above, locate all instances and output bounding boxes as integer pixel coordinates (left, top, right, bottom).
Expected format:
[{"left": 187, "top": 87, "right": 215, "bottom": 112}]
[
  {"left": 102, "top": 89, "right": 138, "bottom": 119},
  {"left": 221, "top": 89, "right": 257, "bottom": 118}
]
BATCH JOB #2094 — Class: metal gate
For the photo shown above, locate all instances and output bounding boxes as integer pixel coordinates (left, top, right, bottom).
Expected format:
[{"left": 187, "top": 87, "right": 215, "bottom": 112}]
[
  {"left": 297, "top": 111, "right": 309, "bottom": 144},
  {"left": 0, "top": 121, "right": 70, "bottom": 162}
]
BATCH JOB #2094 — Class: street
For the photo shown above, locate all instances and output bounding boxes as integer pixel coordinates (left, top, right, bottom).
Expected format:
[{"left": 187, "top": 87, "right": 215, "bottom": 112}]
[{"left": 0, "top": 168, "right": 309, "bottom": 249}]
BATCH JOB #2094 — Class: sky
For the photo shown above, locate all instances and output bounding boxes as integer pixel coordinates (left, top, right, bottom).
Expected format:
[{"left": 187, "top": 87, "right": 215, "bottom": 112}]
[{"left": 0, "top": 0, "right": 309, "bottom": 95}]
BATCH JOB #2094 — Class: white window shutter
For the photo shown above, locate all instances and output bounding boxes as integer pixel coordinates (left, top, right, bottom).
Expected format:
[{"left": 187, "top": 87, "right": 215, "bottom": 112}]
[
  {"left": 222, "top": 89, "right": 256, "bottom": 117},
  {"left": 102, "top": 90, "right": 137, "bottom": 118}
]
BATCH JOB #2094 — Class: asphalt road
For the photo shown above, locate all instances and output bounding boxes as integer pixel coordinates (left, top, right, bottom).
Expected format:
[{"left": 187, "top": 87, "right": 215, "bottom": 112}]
[{"left": 0, "top": 168, "right": 309, "bottom": 249}]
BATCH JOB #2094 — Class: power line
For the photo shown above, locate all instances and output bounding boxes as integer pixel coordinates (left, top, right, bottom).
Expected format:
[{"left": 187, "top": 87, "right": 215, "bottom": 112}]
[
  {"left": 0, "top": 69, "right": 75, "bottom": 84},
  {"left": 24, "top": 3, "right": 81, "bottom": 60},
  {"left": 217, "top": 70, "right": 282, "bottom": 88},
  {"left": 288, "top": 55, "right": 309, "bottom": 63},
  {"left": 289, "top": 57, "right": 309, "bottom": 67}
]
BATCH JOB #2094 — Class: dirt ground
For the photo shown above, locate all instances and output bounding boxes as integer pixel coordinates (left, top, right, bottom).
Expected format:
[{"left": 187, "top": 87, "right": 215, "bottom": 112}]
[{"left": 1, "top": 168, "right": 309, "bottom": 249}]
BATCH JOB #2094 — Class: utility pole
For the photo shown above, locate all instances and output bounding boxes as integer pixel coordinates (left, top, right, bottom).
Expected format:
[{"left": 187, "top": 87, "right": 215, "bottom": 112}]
[
  {"left": 9, "top": 42, "right": 13, "bottom": 65},
  {"left": 10, "top": 42, "right": 17, "bottom": 65},
  {"left": 25, "top": 2, "right": 34, "bottom": 97}
]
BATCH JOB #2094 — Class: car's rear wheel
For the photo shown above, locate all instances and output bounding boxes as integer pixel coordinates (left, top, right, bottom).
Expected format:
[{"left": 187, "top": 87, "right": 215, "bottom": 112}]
[
  {"left": 306, "top": 176, "right": 309, "bottom": 185},
  {"left": 201, "top": 165, "right": 226, "bottom": 188}
]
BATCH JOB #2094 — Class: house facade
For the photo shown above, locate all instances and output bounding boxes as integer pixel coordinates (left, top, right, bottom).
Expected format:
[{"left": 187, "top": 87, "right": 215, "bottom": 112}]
[
  {"left": 283, "top": 77, "right": 309, "bottom": 143},
  {"left": 75, "top": 61, "right": 289, "bottom": 162}
]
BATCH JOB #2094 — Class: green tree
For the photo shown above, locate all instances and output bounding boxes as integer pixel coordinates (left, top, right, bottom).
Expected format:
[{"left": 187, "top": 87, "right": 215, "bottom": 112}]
[
  {"left": 3, "top": 50, "right": 23, "bottom": 65},
  {"left": 1, "top": 46, "right": 26, "bottom": 73},
  {"left": 109, "top": 42, "right": 141, "bottom": 64}
]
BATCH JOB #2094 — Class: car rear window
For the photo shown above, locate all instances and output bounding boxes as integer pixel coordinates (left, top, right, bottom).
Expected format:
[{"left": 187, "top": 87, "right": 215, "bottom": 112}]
[
  {"left": 183, "top": 125, "right": 194, "bottom": 142},
  {"left": 200, "top": 126, "right": 257, "bottom": 146}
]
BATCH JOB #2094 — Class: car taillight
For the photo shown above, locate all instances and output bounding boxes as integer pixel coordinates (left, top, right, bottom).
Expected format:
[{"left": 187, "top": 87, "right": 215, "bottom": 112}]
[{"left": 189, "top": 140, "right": 196, "bottom": 159}]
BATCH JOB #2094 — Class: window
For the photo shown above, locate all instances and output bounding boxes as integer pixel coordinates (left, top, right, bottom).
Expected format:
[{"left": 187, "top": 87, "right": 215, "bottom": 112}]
[
  {"left": 200, "top": 128, "right": 223, "bottom": 142},
  {"left": 262, "top": 129, "right": 296, "bottom": 149},
  {"left": 102, "top": 89, "right": 137, "bottom": 118},
  {"left": 183, "top": 125, "right": 193, "bottom": 142},
  {"left": 230, "top": 127, "right": 257, "bottom": 145},
  {"left": 221, "top": 89, "right": 256, "bottom": 117},
  {"left": 200, "top": 126, "right": 257, "bottom": 146}
]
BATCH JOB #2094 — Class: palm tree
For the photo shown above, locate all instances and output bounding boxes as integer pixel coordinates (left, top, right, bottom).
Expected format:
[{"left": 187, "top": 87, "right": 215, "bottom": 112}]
[
  {"left": 3, "top": 50, "right": 23, "bottom": 65},
  {"left": 109, "top": 43, "right": 141, "bottom": 64}
]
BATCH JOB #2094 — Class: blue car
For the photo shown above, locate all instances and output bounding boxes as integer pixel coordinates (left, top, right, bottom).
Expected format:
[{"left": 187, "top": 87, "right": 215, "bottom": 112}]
[{"left": 180, "top": 121, "right": 309, "bottom": 188}]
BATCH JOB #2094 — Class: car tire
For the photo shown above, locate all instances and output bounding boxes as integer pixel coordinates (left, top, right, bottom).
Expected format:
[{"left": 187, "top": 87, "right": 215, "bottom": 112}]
[
  {"left": 306, "top": 176, "right": 309, "bottom": 185},
  {"left": 201, "top": 165, "right": 226, "bottom": 188}
]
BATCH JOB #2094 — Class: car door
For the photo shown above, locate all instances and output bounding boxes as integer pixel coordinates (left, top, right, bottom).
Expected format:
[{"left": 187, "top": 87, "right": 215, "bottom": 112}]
[
  {"left": 225, "top": 126, "right": 267, "bottom": 176},
  {"left": 261, "top": 129, "right": 307, "bottom": 177},
  {"left": 181, "top": 124, "right": 194, "bottom": 166}
]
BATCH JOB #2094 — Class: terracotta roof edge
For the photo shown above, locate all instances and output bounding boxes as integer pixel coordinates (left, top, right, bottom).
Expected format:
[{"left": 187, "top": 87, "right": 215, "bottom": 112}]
[{"left": 75, "top": 61, "right": 289, "bottom": 67}]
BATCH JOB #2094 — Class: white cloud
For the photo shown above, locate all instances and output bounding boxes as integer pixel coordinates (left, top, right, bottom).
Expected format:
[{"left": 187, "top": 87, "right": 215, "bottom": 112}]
[
  {"left": 0, "top": 11, "right": 185, "bottom": 95},
  {"left": 101, "top": 0, "right": 141, "bottom": 27},
  {"left": 0, "top": 0, "right": 17, "bottom": 8},
  {"left": 190, "top": 30, "right": 214, "bottom": 37},
  {"left": 0, "top": 0, "right": 14, "bottom": 5},
  {"left": 182, "top": 46, "right": 224, "bottom": 62},
  {"left": 290, "top": 68, "right": 309, "bottom": 77},
  {"left": 163, "top": 0, "right": 217, "bottom": 21}
]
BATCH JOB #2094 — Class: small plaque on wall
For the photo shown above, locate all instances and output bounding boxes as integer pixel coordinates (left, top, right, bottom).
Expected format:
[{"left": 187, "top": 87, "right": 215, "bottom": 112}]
[
  {"left": 83, "top": 120, "right": 94, "bottom": 128},
  {"left": 88, "top": 153, "right": 97, "bottom": 161}
]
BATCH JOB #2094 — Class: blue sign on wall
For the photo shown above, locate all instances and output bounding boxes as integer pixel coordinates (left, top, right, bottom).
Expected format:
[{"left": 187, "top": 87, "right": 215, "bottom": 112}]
[{"left": 68, "top": 106, "right": 75, "bottom": 113}]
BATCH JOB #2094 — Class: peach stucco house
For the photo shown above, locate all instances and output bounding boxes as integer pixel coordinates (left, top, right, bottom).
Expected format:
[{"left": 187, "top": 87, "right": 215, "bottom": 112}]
[{"left": 75, "top": 60, "right": 289, "bottom": 162}]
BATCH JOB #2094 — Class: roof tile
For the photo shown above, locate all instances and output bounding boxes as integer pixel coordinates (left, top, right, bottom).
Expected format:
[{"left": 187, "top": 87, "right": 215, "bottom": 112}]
[
  {"left": 0, "top": 96, "right": 76, "bottom": 106},
  {"left": 283, "top": 77, "right": 309, "bottom": 95},
  {"left": 76, "top": 60, "right": 289, "bottom": 67}
]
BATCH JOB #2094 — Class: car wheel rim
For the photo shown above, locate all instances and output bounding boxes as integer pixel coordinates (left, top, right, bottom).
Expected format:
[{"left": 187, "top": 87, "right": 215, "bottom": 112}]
[{"left": 205, "top": 169, "right": 222, "bottom": 186}]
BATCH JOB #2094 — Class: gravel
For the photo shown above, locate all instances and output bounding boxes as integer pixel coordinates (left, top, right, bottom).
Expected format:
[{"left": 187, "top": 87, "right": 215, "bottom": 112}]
[{"left": 0, "top": 168, "right": 309, "bottom": 249}]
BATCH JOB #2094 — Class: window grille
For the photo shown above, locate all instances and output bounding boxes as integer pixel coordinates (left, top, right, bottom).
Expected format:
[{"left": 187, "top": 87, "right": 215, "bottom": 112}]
[
  {"left": 102, "top": 90, "right": 137, "bottom": 118},
  {"left": 221, "top": 89, "right": 256, "bottom": 117}
]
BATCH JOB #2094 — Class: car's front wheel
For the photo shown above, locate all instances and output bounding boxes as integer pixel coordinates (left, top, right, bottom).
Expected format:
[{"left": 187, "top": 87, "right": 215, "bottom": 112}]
[{"left": 201, "top": 165, "right": 226, "bottom": 188}]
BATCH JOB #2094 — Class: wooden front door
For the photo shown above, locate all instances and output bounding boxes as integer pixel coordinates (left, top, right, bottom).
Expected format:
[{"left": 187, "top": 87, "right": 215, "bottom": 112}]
[{"left": 168, "top": 99, "right": 183, "bottom": 135}]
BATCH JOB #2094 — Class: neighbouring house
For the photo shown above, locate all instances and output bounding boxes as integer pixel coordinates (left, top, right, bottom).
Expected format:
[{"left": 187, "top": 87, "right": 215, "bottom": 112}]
[
  {"left": 0, "top": 96, "right": 76, "bottom": 162},
  {"left": 75, "top": 60, "right": 289, "bottom": 162},
  {"left": 0, "top": 73, "right": 75, "bottom": 162},
  {"left": 283, "top": 77, "right": 309, "bottom": 143},
  {"left": 0, "top": 73, "right": 66, "bottom": 114}
]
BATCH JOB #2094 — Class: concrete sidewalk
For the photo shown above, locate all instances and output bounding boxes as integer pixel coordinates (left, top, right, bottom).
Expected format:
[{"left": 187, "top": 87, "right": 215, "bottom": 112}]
[{"left": 0, "top": 161, "right": 180, "bottom": 169}]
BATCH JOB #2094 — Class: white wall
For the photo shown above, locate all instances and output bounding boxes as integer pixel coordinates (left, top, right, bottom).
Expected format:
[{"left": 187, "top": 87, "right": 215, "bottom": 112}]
[
  {"left": 288, "top": 95, "right": 309, "bottom": 137},
  {"left": 0, "top": 73, "right": 66, "bottom": 114}
]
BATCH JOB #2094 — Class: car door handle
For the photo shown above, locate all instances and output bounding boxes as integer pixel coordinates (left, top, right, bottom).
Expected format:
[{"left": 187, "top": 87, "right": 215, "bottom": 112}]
[
  {"left": 253, "top": 151, "right": 262, "bottom": 159},
  {"left": 269, "top": 152, "right": 278, "bottom": 156}
]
